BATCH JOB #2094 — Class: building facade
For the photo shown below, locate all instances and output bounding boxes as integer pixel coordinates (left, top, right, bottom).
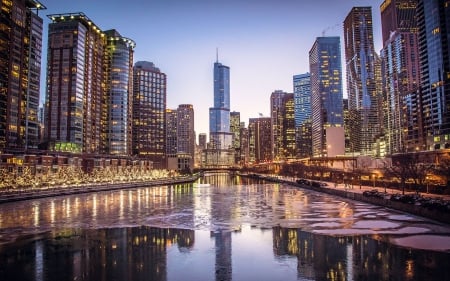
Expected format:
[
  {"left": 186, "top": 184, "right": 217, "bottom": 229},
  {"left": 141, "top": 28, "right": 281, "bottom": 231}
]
[
  {"left": 46, "top": 13, "right": 105, "bottom": 154},
  {"left": 344, "top": 7, "right": 381, "bottom": 155},
  {"left": 293, "top": 73, "right": 312, "bottom": 158},
  {"left": 417, "top": 0, "right": 450, "bottom": 150},
  {"left": 282, "top": 93, "right": 296, "bottom": 159},
  {"left": 177, "top": 104, "right": 195, "bottom": 171},
  {"left": 248, "top": 117, "right": 272, "bottom": 163},
  {"left": 380, "top": 0, "right": 422, "bottom": 155},
  {"left": 166, "top": 108, "right": 178, "bottom": 169},
  {"left": 104, "top": 29, "right": 135, "bottom": 156},
  {"left": 0, "top": 0, "right": 45, "bottom": 152},
  {"left": 209, "top": 60, "right": 232, "bottom": 150},
  {"left": 230, "top": 111, "right": 241, "bottom": 164},
  {"left": 270, "top": 90, "right": 287, "bottom": 161},
  {"left": 132, "top": 61, "right": 166, "bottom": 168},
  {"left": 309, "top": 37, "right": 344, "bottom": 157}
]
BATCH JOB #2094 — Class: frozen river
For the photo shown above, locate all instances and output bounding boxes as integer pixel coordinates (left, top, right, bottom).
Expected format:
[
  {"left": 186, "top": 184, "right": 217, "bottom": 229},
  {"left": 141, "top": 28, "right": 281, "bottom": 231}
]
[{"left": 0, "top": 172, "right": 449, "bottom": 280}]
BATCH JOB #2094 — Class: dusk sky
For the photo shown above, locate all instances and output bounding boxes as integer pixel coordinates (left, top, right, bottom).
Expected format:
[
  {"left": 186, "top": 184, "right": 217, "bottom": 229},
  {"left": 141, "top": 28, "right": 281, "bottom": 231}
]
[{"left": 39, "top": 0, "right": 383, "bottom": 139}]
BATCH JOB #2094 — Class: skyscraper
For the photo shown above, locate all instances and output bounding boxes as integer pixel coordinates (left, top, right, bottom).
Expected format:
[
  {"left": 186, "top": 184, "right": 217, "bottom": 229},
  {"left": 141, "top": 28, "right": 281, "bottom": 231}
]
[
  {"left": 104, "top": 29, "right": 135, "bottom": 156},
  {"left": 166, "top": 108, "right": 178, "bottom": 169},
  {"left": 46, "top": 13, "right": 105, "bottom": 154},
  {"left": 46, "top": 13, "right": 135, "bottom": 155},
  {"left": 133, "top": 61, "right": 167, "bottom": 168},
  {"left": 309, "top": 37, "right": 344, "bottom": 157},
  {"left": 344, "top": 7, "right": 381, "bottom": 155},
  {"left": 293, "top": 73, "right": 312, "bottom": 158},
  {"left": 282, "top": 93, "right": 296, "bottom": 159},
  {"left": 0, "top": 0, "right": 45, "bottom": 151},
  {"left": 380, "top": 0, "right": 421, "bottom": 155},
  {"left": 209, "top": 60, "right": 232, "bottom": 150},
  {"left": 230, "top": 111, "right": 241, "bottom": 164},
  {"left": 270, "top": 90, "right": 287, "bottom": 161},
  {"left": 177, "top": 104, "right": 195, "bottom": 171},
  {"left": 248, "top": 117, "right": 272, "bottom": 163},
  {"left": 204, "top": 57, "right": 235, "bottom": 167},
  {"left": 417, "top": 0, "right": 450, "bottom": 150}
]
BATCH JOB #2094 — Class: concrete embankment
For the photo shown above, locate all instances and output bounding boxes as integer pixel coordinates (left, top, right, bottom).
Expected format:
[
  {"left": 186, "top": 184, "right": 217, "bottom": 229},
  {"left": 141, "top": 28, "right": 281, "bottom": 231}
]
[
  {"left": 242, "top": 174, "right": 450, "bottom": 225},
  {"left": 0, "top": 175, "right": 199, "bottom": 204}
]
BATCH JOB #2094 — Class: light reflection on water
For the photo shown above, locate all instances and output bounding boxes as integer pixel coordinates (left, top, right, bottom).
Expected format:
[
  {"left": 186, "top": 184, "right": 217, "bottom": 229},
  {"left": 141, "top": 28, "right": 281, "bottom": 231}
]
[{"left": 0, "top": 173, "right": 449, "bottom": 281}]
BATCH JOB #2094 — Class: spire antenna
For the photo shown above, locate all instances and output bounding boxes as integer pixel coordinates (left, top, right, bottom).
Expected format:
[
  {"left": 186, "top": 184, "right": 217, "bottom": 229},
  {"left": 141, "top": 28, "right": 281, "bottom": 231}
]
[{"left": 216, "top": 48, "right": 219, "bottom": 63}]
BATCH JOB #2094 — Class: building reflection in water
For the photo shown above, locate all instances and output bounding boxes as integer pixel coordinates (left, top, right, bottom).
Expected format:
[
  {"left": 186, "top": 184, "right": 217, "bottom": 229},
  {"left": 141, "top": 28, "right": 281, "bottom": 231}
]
[
  {"left": 0, "top": 226, "right": 194, "bottom": 281},
  {"left": 272, "top": 226, "right": 450, "bottom": 281}
]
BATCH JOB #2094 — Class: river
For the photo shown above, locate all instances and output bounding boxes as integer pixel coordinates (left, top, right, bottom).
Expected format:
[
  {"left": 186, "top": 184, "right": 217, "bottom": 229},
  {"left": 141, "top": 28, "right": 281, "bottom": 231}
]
[{"left": 0, "top": 172, "right": 449, "bottom": 281}]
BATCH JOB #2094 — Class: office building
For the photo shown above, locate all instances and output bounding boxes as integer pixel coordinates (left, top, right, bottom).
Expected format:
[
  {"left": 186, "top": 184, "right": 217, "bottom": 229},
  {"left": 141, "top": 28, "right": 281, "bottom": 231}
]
[
  {"left": 132, "top": 61, "right": 166, "bottom": 168},
  {"left": 309, "top": 36, "right": 344, "bottom": 157},
  {"left": 344, "top": 7, "right": 381, "bottom": 155},
  {"left": 282, "top": 93, "right": 296, "bottom": 159},
  {"left": 198, "top": 133, "right": 207, "bottom": 150},
  {"left": 417, "top": 0, "right": 450, "bottom": 150},
  {"left": 248, "top": 117, "right": 272, "bottom": 163},
  {"left": 293, "top": 73, "right": 312, "bottom": 158},
  {"left": 380, "top": 0, "right": 422, "bottom": 154},
  {"left": 270, "top": 90, "right": 287, "bottom": 160},
  {"left": 177, "top": 104, "right": 195, "bottom": 171},
  {"left": 166, "top": 109, "right": 178, "bottom": 169},
  {"left": 0, "top": 0, "right": 45, "bottom": 151},
  {"left": 230, "top": 111, "right": 241, "bottom": 163}
]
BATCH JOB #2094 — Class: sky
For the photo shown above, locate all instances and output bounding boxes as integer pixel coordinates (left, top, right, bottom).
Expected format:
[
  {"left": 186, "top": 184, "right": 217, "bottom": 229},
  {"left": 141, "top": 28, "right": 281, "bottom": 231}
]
[{"left": 38, "top": 0, "right": 383, "bottom": 139}]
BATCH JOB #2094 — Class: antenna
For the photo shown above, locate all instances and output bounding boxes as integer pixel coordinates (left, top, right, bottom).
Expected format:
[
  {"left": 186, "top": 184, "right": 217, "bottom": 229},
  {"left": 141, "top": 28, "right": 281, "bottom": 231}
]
[{"left": 216, "top": 47, "right": 219, "bottom": 63}]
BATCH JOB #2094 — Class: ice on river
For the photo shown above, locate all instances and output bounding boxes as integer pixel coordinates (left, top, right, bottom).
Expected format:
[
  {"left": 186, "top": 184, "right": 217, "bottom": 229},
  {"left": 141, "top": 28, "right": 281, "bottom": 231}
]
[{"left": 0, "top": 182, "right": 449, "bottom": 252}]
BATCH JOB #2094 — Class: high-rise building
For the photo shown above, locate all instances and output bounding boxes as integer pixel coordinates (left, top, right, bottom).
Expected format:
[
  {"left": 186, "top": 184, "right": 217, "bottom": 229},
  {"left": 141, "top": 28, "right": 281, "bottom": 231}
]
[
  {"left": 177, "top": 104, "right": 195, "bottom": 171},
  {"left": 270, "top": 90, "right": 287, "bottom": 161},
  {"left": 380, "top": 0, "right": 421, "bottom": 154},
  {"left": 230, "top": 111, "right": 241, "bottom": 164},
  {"left": 46, "top": 13, "right": 135, "bottom": 155},
  {"left": 166, "top": 108, "right": 178, "bottom": 169},
  {"left": 46, "top": 13, "right": 105, "bottom": 154},
  {"left": 204, "top": 57, "right": 235, "bottom": 167},
  {"left": 0, "top": 0, "right": 45, "bottom": 151},
  {"left": 309, "top": 37, "right": 344, "bottom": 157},
  {"left": 239, "top": 122, "right": 249, "bottom": 165},
  {"left": 198, "top": 133, "right": 207, "bottom": 150},
  {"left": 282, "top": 93, "right": 296, "bottom": 159},
  {"left": 344, "top": 7, "right": 381, "bottom": 155},
  {"left": 293, "top": 73, "right": 312, "bottom": 158},
  {"left": 209, "top": 60, "right": 232, "bottom": 150},
  {"left": 104, "top": 29, "right": 135, "bottom": 156},
  {"left": 248, "top": 117, "right": 272, "bottom": 163},
  {"left": 132, "top": 61, "right": 166, "bottom": 168},
  {"left": 417, "top": 0, "right": 450, "bottom": 150}
]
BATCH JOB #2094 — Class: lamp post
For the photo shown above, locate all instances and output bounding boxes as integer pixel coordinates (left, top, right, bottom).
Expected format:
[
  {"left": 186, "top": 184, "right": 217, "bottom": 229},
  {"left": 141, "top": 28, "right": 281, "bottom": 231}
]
[{"left": 426, "top": 176, "right": 429, "bottom": 194}]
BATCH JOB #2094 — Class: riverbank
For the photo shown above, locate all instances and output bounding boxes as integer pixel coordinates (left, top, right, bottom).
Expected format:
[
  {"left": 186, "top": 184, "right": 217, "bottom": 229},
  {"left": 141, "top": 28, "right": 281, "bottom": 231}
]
[
  {"left": 0, "top": 174, "right": 200, "bottom": 204},
  {"left": 241, "top": 173, "right": 450, "bottom": 225}
]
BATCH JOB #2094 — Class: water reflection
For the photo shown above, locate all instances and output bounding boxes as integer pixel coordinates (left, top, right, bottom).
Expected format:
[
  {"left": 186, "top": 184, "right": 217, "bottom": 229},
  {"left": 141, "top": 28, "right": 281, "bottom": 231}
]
[{"left": 1, "top": 226, "right": 449, "bottom": 281}]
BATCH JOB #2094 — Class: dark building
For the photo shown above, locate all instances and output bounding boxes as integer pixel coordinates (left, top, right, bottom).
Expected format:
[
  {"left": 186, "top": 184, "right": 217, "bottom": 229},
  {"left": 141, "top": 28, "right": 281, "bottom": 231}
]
[
  {"left": 132, "top": 61, "right": 167, "bottom": 168},
  {"left": 0, "top": 0, "right": 45, "bottom": 152},
  {"left": 417, "top": 0, "right": 450, "bottom": 150}
]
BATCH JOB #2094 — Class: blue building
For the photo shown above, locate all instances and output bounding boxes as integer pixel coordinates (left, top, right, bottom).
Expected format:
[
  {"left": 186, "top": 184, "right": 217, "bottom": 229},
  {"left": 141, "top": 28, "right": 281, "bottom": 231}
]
[
  {"left": 309, "top": 37, "right": 344, "bottom": 157},
  {"left": 209, "top": 60, "right": 232, "bottom": 150},
  {"left": 417, "top": 0, "right": 450, "bottom": 150},
  {"left": 293, "top": 73, "right": 312, "bottom": 157}
]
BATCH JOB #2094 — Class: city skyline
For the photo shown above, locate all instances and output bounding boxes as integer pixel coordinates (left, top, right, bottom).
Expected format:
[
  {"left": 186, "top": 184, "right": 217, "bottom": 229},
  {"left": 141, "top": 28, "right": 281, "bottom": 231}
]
[{"left": 38, "top": 0, "right": 383, "bottom": 137}]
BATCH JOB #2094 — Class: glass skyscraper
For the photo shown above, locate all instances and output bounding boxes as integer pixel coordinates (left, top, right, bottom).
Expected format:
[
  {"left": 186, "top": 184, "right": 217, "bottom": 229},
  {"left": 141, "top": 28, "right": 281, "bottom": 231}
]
[
  {"left": 293, "top": 73, "right": 312, "bottom": 158},
  {"left": 104, "top": 29, "right": 135, "bottom": 156},
  {"left": 309, "top": 37, "right": 344, "bottom": 157},
  {"left": 209, "top": 61, "right": 232, "bottom": 150},
  {"left": 344, "top": 7, "right": 381, "bottom": 155},
  {"left": 417, "top": 0, "right": 450, "bottom": 150}
]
